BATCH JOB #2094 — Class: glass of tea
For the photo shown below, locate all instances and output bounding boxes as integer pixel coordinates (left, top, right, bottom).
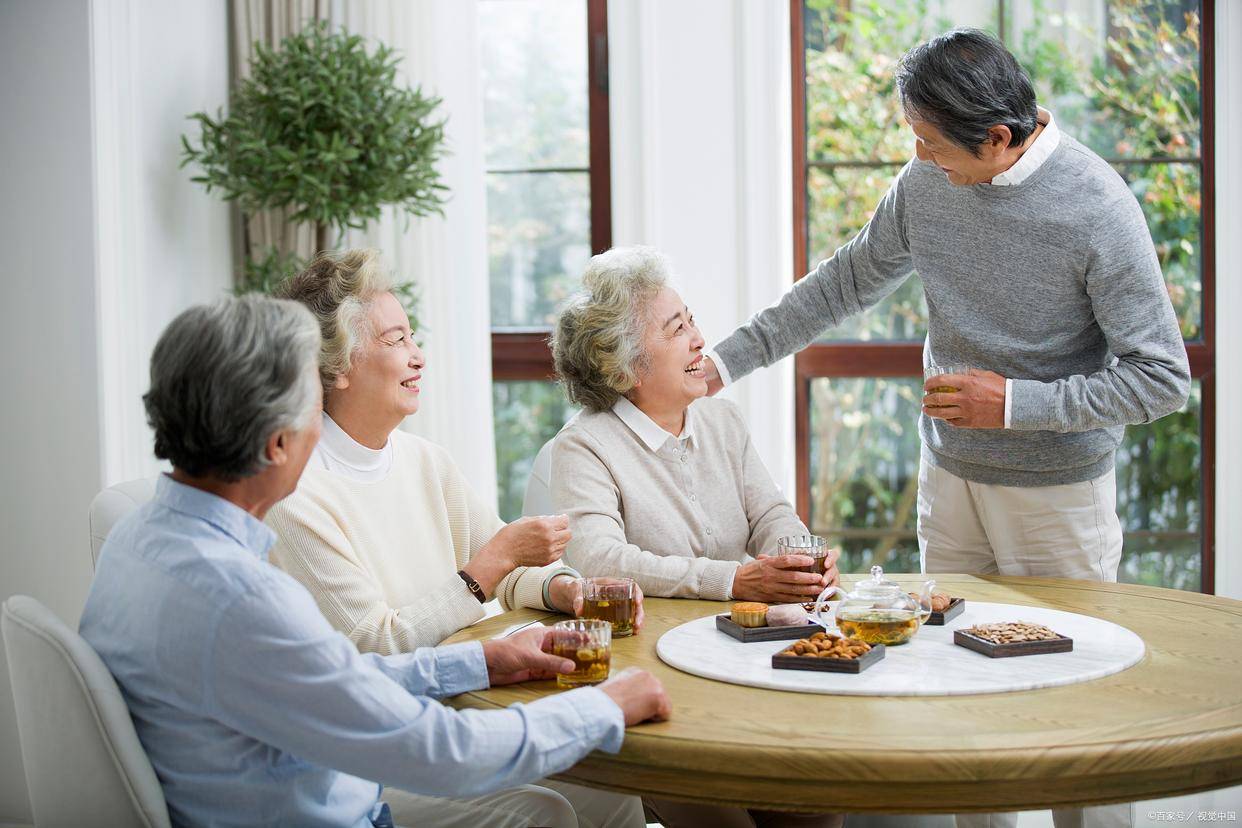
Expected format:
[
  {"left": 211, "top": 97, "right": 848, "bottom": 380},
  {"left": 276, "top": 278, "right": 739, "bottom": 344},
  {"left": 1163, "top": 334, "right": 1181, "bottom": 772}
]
[
  {"left": 549, "top": 619, "right": 612, "bottom": 689},
  {"left": 578, "top": 576, "right": 637, "bottom": 637},
  {"left": 776, "top": 534, "right": 830, "bottom": 575},
  {"left": 923, "top": 364, "right": 971, "bottom": 407}
]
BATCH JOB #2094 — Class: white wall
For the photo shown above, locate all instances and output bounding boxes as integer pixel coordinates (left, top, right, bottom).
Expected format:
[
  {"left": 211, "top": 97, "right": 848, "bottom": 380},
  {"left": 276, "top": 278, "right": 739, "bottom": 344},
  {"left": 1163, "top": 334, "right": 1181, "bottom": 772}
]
[
  {"left": 0, "top": 1, "right": 231, "bottom": 822},
  {"left": 610, "top": 0, "right": 797, "bottom": 495}
]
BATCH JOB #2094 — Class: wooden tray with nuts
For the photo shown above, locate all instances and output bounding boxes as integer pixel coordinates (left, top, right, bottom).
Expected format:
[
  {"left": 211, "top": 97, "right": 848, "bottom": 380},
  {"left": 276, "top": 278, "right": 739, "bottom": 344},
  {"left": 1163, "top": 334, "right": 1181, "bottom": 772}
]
[
  {"left": 771, "top": 631, "right": 886, "bottom": 674},
  {"left": 954, "top": 622, "right": 1073, "bottom": 658},
  {"left": 909, "top": 592, "right": 965, "bottom": 625}
]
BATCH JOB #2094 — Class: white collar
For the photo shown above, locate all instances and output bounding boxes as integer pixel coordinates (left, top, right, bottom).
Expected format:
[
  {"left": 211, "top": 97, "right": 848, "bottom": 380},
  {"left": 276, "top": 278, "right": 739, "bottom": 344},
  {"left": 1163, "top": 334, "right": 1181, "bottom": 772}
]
[
  {"left": 315, "top": 412, "right": 393, "bottom": 475},
  {"left": 611, "top": 396, "right": 696, "bottom": 453},
  {"left": 991, "top": 107, "right": 1060, "bottom": 186}
]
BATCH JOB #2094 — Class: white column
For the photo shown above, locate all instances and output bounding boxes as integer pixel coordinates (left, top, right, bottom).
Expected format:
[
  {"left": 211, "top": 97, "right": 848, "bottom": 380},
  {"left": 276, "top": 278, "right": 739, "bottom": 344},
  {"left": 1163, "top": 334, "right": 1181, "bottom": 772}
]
[
  {"left": 609, "top": 0, "right": 796, "bottom": 496},
  {"left": 1214, "top": 0, "right": 1242, "bottom": 601}
]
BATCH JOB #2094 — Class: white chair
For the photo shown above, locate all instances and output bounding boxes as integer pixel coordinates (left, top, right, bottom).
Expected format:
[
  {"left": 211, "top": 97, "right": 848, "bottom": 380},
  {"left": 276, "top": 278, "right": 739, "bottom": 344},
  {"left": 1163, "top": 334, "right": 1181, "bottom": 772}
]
[
  {"left": 521, "top": 438, "right": 557, "bottom": 517},
  {"left": 2, "top": 595, "right": 171, "bottom": 828},
  {"left": 88, "top": 477, "right": 158, "bottom": 569}
]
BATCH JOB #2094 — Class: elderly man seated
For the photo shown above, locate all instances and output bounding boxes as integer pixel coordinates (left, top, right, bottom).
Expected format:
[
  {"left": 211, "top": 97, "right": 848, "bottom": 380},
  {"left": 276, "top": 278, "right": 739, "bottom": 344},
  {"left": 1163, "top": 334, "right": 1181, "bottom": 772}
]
[{"left": 79, "top": 294, "right": 668, "bottom": 828}]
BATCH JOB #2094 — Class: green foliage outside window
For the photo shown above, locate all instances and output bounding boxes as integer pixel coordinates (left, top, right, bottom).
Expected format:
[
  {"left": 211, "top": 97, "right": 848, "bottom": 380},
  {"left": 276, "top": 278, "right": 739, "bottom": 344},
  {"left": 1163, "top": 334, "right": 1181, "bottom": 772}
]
[{"left": 803, "top": 0, "right": 1204, "bottom": 590}]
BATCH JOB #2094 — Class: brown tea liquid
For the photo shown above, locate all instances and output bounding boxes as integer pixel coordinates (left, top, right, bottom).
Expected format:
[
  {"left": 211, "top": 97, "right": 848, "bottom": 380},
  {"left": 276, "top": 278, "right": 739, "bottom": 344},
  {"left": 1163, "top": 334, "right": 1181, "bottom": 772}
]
[
  {"left": 836, "top": 609, "right": 920, "bottom": 646},
  {"left": 926, "top": 384, "right": 958, "bottom": 408},
  {"left": 553, "top": 643, "right": 611, "bottom": 688},
  {"left": 789, "top": 553, "right": 830, "bottom": 576},
  {"left": 582, "top": 596, "right": 635, "bottom": 637}
]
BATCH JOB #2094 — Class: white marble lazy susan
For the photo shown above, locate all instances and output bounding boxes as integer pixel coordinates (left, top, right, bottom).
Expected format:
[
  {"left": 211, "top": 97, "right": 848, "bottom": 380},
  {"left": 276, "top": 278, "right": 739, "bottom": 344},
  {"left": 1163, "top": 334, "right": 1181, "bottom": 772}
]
[{"left": 655, "top": 602, "right": 1145, "bottom": 696}]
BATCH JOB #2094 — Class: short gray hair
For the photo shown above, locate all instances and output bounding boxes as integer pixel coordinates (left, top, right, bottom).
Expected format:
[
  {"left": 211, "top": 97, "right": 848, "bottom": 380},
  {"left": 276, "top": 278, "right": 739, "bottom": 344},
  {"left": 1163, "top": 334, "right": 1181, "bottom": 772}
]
[
  {"left": 143, "top": 294, "right": 321, "bottom": 481},
  {"left": 552, "top": 246, "right": 671, "bottom": 412}
]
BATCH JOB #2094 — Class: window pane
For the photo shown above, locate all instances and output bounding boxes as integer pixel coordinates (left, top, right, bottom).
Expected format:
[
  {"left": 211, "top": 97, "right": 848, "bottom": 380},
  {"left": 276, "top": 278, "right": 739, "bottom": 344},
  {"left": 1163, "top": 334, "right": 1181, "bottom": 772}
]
[
  {"left": 493, "top": 380, "right": 578, "bottom": 522},
  {"left": 808, "top": 164, "right": 927, "bottom": 341},
  {"left": 480, "top": 0, "right": 588, "bottom": 170},
  {"left": 1115, "top": 381, "right": 1201, "bottom": 592},
  {"left": 807, "top": 377, "right": 1203, "bottom": 592},
  {"left": 807, "top": 377, "right": 923, "bottom": 574},
  {"left": 803, "top": 0, "right": 1203, "bottom": 338},
  {"left": 488, "top": 171, "right": 591, "bottom": 328}
]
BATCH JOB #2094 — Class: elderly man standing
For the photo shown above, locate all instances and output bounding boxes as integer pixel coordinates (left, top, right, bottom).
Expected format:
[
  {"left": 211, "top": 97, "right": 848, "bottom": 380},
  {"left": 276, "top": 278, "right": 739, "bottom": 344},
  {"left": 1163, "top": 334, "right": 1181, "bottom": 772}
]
[
  {"left": 80, "top": 294, "right": 667, "bottom": 828},
  {"left": 701, "top": 28, "right": 1188, "bottom": 828}
]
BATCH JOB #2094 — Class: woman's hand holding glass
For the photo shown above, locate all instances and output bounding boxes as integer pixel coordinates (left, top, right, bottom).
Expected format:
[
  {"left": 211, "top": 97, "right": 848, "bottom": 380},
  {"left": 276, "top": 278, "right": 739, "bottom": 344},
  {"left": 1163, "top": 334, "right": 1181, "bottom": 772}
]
[
  {"left": 551, "top": 576, "right": 645, "bottom": 633},
  {"left": 731, "top": 550, "right": 840, "bottom": 603}
]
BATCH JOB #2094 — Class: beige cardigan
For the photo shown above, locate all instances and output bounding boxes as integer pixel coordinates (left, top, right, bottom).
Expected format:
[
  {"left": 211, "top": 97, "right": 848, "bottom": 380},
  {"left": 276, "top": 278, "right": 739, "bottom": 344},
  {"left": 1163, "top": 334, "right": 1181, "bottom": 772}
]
[
  {"left": 268, "top": 430, "right": 560, "bottom": 654},
  {"left": 552, "top": 396, "right": 807, "bottom": 600}
]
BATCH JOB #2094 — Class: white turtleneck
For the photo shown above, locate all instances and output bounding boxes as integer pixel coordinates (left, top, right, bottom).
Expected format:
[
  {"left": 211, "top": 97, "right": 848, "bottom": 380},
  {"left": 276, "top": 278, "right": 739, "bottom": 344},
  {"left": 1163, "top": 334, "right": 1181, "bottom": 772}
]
[{"left": 311, "top": 412, "right": 394, "bottom": 482}]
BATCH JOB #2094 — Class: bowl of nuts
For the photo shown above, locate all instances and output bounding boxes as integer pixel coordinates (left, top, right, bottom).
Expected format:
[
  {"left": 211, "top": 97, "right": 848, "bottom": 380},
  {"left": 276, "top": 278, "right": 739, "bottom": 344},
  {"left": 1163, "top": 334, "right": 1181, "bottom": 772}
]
[
  {"left": 772, "top": 631, "right": 885, "bottom": 674},
  {"left": 954, "top": 622, "right": 1073, "bottom": 658}
]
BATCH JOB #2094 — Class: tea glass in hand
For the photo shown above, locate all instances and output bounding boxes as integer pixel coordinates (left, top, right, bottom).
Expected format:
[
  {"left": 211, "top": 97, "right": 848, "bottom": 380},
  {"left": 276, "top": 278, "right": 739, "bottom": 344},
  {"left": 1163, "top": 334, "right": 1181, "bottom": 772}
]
[
  {"left": 776, "top": 534, "right": 830, "bottom": 575},
  {"left": 579, "top": 576, "right": 637, "bottom": 637},
  {"left": 550, "top": 619, "right": 612, "bottom": 689},
  {"left": 923, "top": 364, "right": 972, "bottom": 407}
]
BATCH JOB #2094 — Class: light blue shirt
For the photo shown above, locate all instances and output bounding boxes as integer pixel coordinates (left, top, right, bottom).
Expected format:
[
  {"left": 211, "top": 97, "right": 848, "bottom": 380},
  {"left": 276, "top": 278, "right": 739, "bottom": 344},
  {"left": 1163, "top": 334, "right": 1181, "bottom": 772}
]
[{"left": 80, "top": 475, "right": 625, "bottom": 828}]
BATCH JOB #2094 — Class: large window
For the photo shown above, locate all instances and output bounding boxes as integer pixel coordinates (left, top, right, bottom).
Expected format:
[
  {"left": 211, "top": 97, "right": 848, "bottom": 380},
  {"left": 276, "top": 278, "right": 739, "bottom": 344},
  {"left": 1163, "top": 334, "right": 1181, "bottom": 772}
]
[
  {"left": 794, "top": 0, "right": 1215, "bottom": 591},
  {"left": 480, "top": 0, "right": 610, "bottom": 519}
]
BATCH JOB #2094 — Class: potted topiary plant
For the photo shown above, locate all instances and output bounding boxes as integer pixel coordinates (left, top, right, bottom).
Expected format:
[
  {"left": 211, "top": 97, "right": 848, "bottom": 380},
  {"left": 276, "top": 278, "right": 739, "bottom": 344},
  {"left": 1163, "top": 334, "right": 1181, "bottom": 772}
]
[{"left": 181, "top": 21, "right": 447, "bottom": 302}]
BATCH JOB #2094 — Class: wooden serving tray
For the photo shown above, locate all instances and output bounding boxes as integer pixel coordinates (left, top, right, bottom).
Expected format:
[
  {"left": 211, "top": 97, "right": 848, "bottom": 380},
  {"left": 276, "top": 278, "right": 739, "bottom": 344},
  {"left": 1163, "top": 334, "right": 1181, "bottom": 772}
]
[
  {"left": 715, "top": 614, "right": 820, "bottom": 642},
  {"left": 924, "top": 597, "right": 966, "bottom": 626},
  {"left": 771, "top": 644, "right": 886, "bottom": 674},
  {"left": 954, "top": 629, "right": 1073, "bottom": 658}
]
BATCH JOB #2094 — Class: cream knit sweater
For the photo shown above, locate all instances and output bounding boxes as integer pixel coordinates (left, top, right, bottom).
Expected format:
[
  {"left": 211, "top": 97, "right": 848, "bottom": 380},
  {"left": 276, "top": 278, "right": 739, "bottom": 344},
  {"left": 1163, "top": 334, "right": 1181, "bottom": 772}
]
[{"left": 267, "top": 430, "right": 557, "bottom": 654}]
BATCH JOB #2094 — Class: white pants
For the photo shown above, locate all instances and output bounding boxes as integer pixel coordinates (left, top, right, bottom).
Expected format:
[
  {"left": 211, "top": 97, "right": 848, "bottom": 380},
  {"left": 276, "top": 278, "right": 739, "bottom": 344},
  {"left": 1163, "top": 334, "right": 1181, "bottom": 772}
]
[
  {"left": 385, "top": 779, "right": 644, "bottom": 828},
  {"left": 916, "top": 457, "right": 1130, "bottom": 828}
]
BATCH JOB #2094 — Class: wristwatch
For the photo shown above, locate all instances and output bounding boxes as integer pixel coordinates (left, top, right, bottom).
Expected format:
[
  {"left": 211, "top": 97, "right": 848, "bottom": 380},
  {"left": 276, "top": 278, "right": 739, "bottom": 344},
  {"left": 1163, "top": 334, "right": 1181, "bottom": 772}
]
[{"left": 457, "top": 570, "right": 487, "bottom": 603}]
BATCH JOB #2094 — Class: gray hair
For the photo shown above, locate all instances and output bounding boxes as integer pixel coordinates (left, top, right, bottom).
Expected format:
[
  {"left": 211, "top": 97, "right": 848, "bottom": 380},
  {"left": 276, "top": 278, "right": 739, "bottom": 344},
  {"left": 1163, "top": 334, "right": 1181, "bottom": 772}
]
[
  {"left": 143, "top": 294, "right": 321, "bottom": 481},
  {"left": 896, "top": 28, "right": 1038, "bottom": 156},
  {"left": 273, "top": 249, "right": 394, "bottom": 398},
  {"left": 552, "top": 246, "right": 671, "bottom": 412}
]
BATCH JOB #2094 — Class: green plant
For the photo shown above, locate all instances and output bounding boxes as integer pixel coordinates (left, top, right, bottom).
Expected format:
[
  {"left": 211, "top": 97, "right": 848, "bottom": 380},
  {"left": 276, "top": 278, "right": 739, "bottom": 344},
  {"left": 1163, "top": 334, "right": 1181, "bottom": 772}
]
[{"left": 182, "top": 21, "right": 444, "bottom": 327}]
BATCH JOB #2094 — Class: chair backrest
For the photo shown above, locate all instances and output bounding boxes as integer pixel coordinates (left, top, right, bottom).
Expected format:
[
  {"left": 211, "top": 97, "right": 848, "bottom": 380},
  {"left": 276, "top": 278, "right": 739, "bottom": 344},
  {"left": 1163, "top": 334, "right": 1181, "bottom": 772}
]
[
  {"left": 521, "top": 438, "right": 557, "bottom": 518},
  {"left": 89, "top": 477, "right": 158, "bottom": 568},
  {"left": 1, "top": 596, "right": 171, "bottom": 828}
]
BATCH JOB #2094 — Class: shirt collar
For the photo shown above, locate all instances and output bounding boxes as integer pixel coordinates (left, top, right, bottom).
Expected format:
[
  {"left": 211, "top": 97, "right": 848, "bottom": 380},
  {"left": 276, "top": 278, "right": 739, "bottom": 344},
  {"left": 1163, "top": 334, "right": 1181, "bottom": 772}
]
[
  {"left": 154, "top": 474, "right": 277, "bottom": 560},
  {"left": 611, "top": 395, "right": 696, "bottom": 453},
  {"left": 317, "top": 412, "right": 391, "bottom": 472},
  {"left": 991, "top": 107, "right": 1060, "bottom": 187}
]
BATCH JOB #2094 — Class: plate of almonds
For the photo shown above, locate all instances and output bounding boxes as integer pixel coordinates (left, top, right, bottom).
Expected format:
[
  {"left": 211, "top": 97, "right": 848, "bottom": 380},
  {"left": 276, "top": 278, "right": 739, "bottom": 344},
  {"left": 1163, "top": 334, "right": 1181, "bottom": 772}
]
[
  {"left": 954, "top": 621, "right": 1073, "bottom": 658},
  {"left": 772, "top": 631, "right": 885, "bottom": 674}
]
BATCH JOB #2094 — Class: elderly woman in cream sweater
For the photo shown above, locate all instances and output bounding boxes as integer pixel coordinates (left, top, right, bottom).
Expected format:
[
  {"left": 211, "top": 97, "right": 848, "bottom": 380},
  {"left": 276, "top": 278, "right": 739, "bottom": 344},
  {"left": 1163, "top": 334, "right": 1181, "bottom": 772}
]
[
  {"left": 551, "top": 246, "right": 840, "bottom": 606},
  {"left": 266, "top": 250, "right": 644, "bottom": 659}
]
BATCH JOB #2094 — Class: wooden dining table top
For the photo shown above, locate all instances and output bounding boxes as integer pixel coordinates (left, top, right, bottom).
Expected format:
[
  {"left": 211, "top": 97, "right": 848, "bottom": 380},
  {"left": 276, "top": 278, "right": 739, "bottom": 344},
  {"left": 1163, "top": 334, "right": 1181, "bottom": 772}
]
[{"left": 442, "top": 574, "right": 1242, "bottom": 813}]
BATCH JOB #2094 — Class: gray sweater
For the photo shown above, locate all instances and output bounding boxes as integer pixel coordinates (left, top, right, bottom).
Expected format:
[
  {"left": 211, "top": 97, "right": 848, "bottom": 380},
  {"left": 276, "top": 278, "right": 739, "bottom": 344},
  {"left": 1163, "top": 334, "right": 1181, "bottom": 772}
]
[
  {"left": 714, "top": 135, "right": 1190, "bottom": 486},
  {"left": 551, "top": 397, "right": 807, "bottom": 601}
]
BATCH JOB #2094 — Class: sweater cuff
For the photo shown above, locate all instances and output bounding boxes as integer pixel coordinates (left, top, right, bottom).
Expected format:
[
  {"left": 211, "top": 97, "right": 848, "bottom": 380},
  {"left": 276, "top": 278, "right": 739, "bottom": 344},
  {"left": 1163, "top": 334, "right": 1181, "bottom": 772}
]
[
  {"left": 704, "top": 348, "right": 733, "bottom": 388},
  {"left": 700, "top": 560, "right": 742, "bottom": 602},
  {"left": 1008, "top": 378, "right": 1060, "bottom": 432},
  {"left": 511, "top": 564, "right": 555, "bottom": 611}
]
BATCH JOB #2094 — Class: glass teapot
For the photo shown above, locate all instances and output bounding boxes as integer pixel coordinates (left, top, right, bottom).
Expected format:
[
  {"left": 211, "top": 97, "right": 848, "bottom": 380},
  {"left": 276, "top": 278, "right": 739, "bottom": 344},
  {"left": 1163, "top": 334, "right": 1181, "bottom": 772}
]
[{"left": 811, "top": 565, "right": 934, "bottom": 646}]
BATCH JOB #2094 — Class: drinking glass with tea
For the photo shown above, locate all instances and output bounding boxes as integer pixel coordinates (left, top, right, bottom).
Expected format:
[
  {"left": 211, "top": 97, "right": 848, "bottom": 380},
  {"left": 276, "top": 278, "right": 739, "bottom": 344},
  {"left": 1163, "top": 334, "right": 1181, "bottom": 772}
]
[
  {"left": 776, "top": 534, "right": 831, "bottom": 576},
  {"left": 923, "top": 363, "right": 971, "bottom": 407},
  {"left": 578, "top": 576, "right": 637, "bottom": 637},
  {"left": 549, "top": 619, "right": 612, "bottom": 689}
]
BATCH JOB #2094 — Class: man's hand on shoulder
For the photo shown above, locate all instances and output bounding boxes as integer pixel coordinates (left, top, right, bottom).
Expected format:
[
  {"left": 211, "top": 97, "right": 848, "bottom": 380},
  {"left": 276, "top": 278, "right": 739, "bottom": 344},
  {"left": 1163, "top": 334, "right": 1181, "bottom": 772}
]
[
  {"left": 922, "top": 368, "right": 1006, "bottom": 429},
  {"left": 702, "top": 355, "right": 724, "bottom": 396}
]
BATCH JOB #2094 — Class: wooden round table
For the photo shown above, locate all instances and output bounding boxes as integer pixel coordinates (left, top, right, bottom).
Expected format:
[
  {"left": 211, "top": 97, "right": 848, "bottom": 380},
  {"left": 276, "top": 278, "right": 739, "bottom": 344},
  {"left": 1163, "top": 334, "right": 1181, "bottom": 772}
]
[{"left": 443, "top": 575, "right": 1242, "bottom": 813}]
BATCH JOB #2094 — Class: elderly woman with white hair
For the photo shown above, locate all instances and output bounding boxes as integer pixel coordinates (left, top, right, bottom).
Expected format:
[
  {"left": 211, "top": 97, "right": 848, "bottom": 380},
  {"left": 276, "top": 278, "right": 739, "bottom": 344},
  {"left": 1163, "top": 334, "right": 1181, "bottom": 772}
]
[
  {"left": 552, "top": 248, "right": 843, "bottom": 828},
  {"left": 552, "top": 246, "right": 840, "bottom": 607}
]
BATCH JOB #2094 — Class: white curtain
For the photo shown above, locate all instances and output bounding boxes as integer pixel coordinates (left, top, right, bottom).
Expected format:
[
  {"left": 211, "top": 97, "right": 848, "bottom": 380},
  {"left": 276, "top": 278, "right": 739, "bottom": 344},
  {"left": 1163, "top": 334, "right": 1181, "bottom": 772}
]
[{"left": 334, "top": 1, "right": 499, "bottom": 506}]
